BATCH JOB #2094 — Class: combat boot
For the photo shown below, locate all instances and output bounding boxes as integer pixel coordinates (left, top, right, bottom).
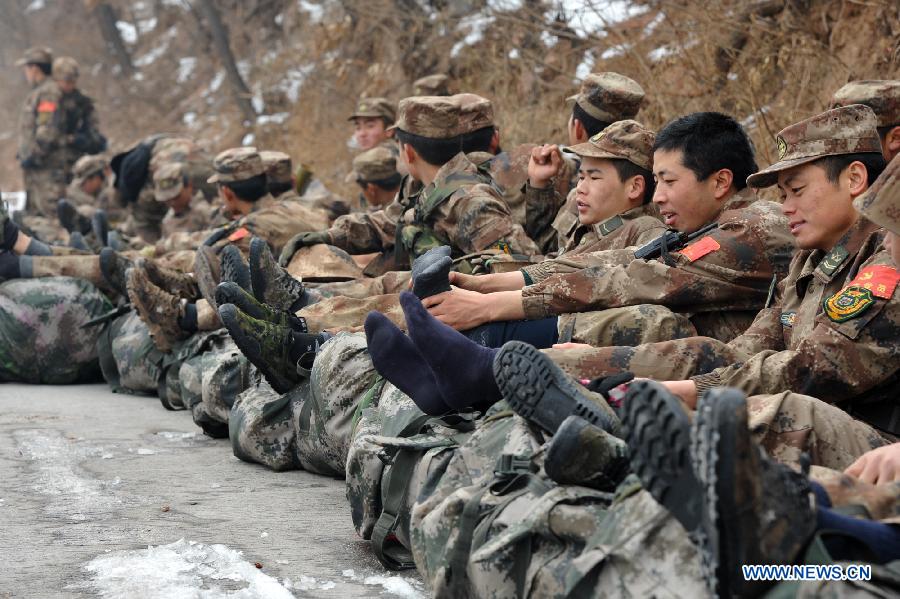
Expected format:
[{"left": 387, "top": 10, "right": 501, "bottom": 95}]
[
  {"left": 68, "top": 231, "right": 90, "bottom": 251},
  {"left": 193, "top": 245, "right": 222, "bottom": 310},
  {"left": 57, "top": 199, "right": 91, "bottom": 234},
  {"left": 91, "top": 210, "right": 110, "bottom": 247},
  {"left": 544, "top": 415, "right": 629, "bottom": 491},
  {"left": 691, "top": 388, "right": 816, "bottom": 598},
  {"left": 126, "top": 266, "right": 189, "bottom": 352},
  {"left": 249, "top": 237, "right": 307, "bottom": 312},
  {"left": 136, "top": 258, "right": 200, "bottom": 300},
  {"left": 99, "top": 247, "right": 134, "bottom": 295},
  {"left": 493, "top": 340, "right": 621, "bottom": 436},
  {"left": 218, "top": 303, "right": 322, "bottom": 393},
  {"left": 215, "top": 282, "right": 307, "bottom": 332},
  {"left": 220, "top": 244, "right": 251, "bottom": 292}
]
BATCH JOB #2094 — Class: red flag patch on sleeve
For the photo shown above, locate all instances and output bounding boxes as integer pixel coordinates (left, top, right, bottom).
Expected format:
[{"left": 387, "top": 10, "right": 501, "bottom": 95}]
[
  {"left": 37, "top": 100, "right": 57, "bottom": 113},
  {"left": 677, "top": 236, "right": 720, "bottom": 262},
  {"left": 849, "top": 265, "right": 900, "bottom": 299},
  {"left": 227, "top": 227, "right": 250, "bottom": 242}
]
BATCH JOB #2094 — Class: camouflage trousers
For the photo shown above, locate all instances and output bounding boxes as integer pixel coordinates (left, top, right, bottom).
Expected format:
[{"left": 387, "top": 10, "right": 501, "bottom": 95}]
[
  {"left": 229, "top": 332, "right": 379, "bottom": 476},
  {"left": 298, "top": 293, "right": 406, "bottom": 333},
  {"left": 25, "top": 254, "right": 115, "bottom": 296},
  {"left": 23, "top": 166, "right": 67, "bottom": 218},
  {"left": 310, "top": 270, "right": 412, "bottom": 300},
  {"left": 0, "top": 276, "right": 111, "bottom": 383},
  {"left": 18, "top": 214, "right": 67, "bottom": 244},
  {"left": 748, "top": 392, "right": 891, "bottom": 471},
  {"left": 558, "top": 304, "right": 697, "bottom": 346}
]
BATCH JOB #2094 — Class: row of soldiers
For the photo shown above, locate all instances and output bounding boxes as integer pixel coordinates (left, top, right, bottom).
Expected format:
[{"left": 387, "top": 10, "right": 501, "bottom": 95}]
[{"left": 2, "top": 53, "right": 900, "bottom": 596}]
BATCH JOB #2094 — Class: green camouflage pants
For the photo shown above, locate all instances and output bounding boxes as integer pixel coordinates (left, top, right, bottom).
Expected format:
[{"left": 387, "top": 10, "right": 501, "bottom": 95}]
[
  {"left": 229, "top": 332, "right": 379, "bottom": 476},
  {"left": 0, "top": 277, "right": 111, "bottom": 383}
]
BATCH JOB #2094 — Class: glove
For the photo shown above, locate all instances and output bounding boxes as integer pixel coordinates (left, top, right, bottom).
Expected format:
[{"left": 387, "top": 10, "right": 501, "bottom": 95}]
[
  {"left": 19, "top": 156, "right": 38, "bottom": 170},
  {"left": 277, "top": 231, "right": 330, "bottom": 266}
]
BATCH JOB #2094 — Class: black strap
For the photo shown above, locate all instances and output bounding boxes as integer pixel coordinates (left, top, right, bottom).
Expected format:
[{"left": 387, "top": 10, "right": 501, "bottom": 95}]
[{"left": 371, "top": 448, "right": 421, "bottom": 570}]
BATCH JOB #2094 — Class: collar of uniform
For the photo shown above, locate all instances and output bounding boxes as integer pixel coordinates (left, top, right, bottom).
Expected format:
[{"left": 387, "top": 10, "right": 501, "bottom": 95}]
[
  {"left": 249, "top": 193, "right": 276, "bottom": 213},
  {"left": 813, "top": 216, "right": 882, "bottom": 283},
  {"left": 424, "top": 152, "right": 480, "bottom": 195}
]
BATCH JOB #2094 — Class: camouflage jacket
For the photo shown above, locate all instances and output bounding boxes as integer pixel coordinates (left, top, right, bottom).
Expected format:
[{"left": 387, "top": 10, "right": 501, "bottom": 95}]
[
  {"left": 520, "top": 189, "right": 795, "bottom": 340},
  {"left": 56, "top": 89, "right": 105, "bottom": 169},
  {"left": 156, "top": 194, "right": 329, "bottom": 256},
  {"left": 325, "top": 152, "right": 539, "bottom": 266},
  {"left": 692, "top": 218, "right": 900, "bottom": 420},
  {"left": 17, "top": 78, "right": 64, "bottom": 169},
  {"left": 522, "top": 203, "right": 665, "bottom": 283},
  {"left": 160, "top": 193, "right": 213, "bottom": 239}
]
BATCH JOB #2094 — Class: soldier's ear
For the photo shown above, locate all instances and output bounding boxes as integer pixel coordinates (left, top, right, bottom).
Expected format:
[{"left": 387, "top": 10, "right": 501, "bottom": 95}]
[
  {"left": 845, "top": 161, "right": 868, "bottom": 197},
  {"left": 885, "top": 126, "right": 900, "bottom": 155},
  {"left": 711, "top": 168, "right": 734, "bottom": 199}
]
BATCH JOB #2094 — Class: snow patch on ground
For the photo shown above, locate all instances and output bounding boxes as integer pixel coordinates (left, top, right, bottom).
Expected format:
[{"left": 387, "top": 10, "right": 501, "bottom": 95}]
[
  {"left": 117, "top": 21, "right": 138, "bottom": 45},
  {"left": 341, "top": 569, "right": 426, "bottom": 599},
  {"left": 177, "top": 57, "right": 197, "bottom": 83},
  {"left": 279, "top": 66, "right": 312, "bottom": 104},
  {"left": 134, "top": 26, "right": 178, "bottom": 67},
  {"left": 298, "top": 0, "right": 324, "bottom": 23},
  {"left": 83, "top": 539, "right": 295, "bottom": 599},
  {"left": 26, "top": 0, "right": 45, "bottom": 12},
  {"left": 14, "top": 429, "right": 121, "bottom": 521}
]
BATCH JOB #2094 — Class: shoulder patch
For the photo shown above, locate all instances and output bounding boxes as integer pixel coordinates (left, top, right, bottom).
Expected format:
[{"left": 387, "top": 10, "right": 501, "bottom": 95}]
[
  {"left": 823, "top": 285, "right": 875, "bottom": 323},
  {"left": 848, "top": 265, "right": 900, "bottom": 300},
  {"left": 678, "top": 236, "right": 720, "bottom": 262},
  {"left": 598, "top": 215, "right": 624, "bottom": 236},
  {"left": 227, "top": 227, "right": 250, "bottom": 242},
  {"left": 37, "top": 100, "right": 57, "bottom": 113},
  {"left": 818, "top": 245, "right": 849, "bottom": 276},
  {"left": 780, "top": 312, "right": 796, "bottom": 327}
]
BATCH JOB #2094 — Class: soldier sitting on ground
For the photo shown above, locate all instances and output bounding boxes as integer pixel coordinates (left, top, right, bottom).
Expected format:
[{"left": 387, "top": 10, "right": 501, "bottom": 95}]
[
  {"left": 348, "top": 96, "right": 396, "bottom": 153},
  {"left": 831, "top": 79, "right": 900, "bottom": 162},
  {"left": 154, "top": 162, "right": 213, "bottom": 240}
]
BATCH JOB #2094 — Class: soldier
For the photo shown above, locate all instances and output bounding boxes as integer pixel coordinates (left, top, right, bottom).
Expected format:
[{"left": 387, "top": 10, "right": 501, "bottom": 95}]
[
  {"left": 52, "top": 57, "right": 106, "bottom": 180},
  {"left": 831, "top": 80, "right": 900, "bottom": 161},
  {"left": 154, "top": 162, "right": 212, "bottom": 239},
  {"left": 16, "top": 46, "right": 65, "bottom": 219},
  {"left": 349, "top": 96, "right": 396, "bottom": 152},
  {"left": 350, "top": 145, "right": 402, "bottom": 211},
  {"left": 412, "top": 73, "right": 451, "bottom": 96},
  {"left": 55, "top": 154, "right": 110, "bottom": 242},
  {"left": 417, "top": 111, "right": 793, "bottom": 349},
  {"left": 526, "top": 72, "right": 646, "bottom": 253}
]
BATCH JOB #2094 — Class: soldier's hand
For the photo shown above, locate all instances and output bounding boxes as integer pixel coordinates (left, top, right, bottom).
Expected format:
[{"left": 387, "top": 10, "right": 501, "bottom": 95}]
[
  {"left": 422, "top": 287, "right": 492, "bottom": 330},
  {"left": 845, "top": 443, "right": 900, "bottom": 484},
  {"left": 278, "top": 231, "right": 331, "bottom": 266},
  {"left": 528, "top": 144, "right": 563, "bottom": 189},
  {"left": 448, "top": 271, "right": 482, "bottom": 292}
]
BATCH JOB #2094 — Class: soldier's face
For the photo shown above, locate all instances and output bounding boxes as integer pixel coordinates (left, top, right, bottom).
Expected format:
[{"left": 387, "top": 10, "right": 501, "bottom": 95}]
[
  {"left": 777, "top": 162, "right": 861, "bottom": 251},
  {"left": 652, "top": 149, "right": 725, "bottom": 232},
  {"left": 167, "top": 186, "right": 193, "bottom": 214},
  {"left": 56, "top": 79, "right": 77, "bottom": 93},
  {"left": 353, "top": 118, "right": 389, "bottom": 150},
  {"left": 575, "top": 157, "right": 636, "bottom": 225}
]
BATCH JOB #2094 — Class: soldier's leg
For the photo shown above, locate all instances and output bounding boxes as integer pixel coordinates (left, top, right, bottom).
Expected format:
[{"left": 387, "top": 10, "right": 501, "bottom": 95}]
[
  {"left": 747, "top": 392, "right": 891, "bottom": 471},
  {"left": 19, "top": 254, "right": 111, "bottom": 291},
  {"left": 297, "top": 292, "right": 405, "bottom": 332},
  {"left": 229, "top": 381, "right": 304, "bottom": 471},
  {"left": 24, "top": 168, "right": 66, "bottom": 218},
  {"left": 561, "top": 304, "right": 697, "bottom": 347},
  {"left": 310, "top": 270, "right": 412, "bottom": 300},
  {"left": 541, "top": 335, "right": 741, "bottom": 381}
]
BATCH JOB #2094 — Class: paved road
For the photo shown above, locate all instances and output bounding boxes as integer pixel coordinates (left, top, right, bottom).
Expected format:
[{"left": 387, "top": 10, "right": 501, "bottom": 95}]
[{"left": 0, "top": 383, "right": 424, "bottom": 598}]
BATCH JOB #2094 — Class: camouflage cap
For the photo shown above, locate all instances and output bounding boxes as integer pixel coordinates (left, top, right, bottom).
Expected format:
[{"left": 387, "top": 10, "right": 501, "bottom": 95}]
[
  {"left": 348, "top": 97, "right": 396, "bottom": 124},
  {"left": 153, "top": 162, "right": 187, "bottom": 202},
  {"left": 747, "top": 104, "right": 883, "bottom": 189},
  {"left": 15, "top": 46, "right": 52, "bottom": 67},
  {"left": 285, "top": 244, "right": 363, "bottom": 282},
  {"left": 853, "top": 153, "right": 900, "bottom": 236},
  {"left": 567, "top": 72, "right": 645, "bottom": 123},
  {"left": 52, "top": 56, "right": 79, "bottom": 81},
  {"left": 831, "top": 80, "right": 900, "bottom": 128},
  {"left": 566, "top": 120, "right": 655, "bottom": 170},
  {"left": 351, "top": 146, "right": 399, "bottom": 183},
  {"left": 72, "top": 155, "right": 107, "bottom": 182},
  {"left": 259, "top": 150, "right": 293, "bottom": 184},
  {"left": 391, "top": 93, "right": 494, "bottom": 139},
  {"left": 207, "top": 147, "right": 265, "bottom": 184},
  {"left": 413, "top": 74, "right": 451, "bottom": 96}
]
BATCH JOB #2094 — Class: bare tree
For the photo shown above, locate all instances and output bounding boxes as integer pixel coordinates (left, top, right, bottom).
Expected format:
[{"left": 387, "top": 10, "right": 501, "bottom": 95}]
[
  {"left": 91, "top": 1, "right": 135, "bottom": 77},
  {"left": 193, "top": 0, "right": 256, "bottom": 122}
]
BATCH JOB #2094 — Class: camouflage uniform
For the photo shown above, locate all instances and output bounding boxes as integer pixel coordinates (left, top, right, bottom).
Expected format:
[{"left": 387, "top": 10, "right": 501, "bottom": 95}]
[
  {"left": 830, "top": 79, "right": 900, "bottom": 159},
  {"left": 154, "top": 162, "right": 213, "bottom": 238},
  {"left": 65, "top": 155, "right": 109, "bottom": 218},
  {"left": 17, "top": 48, "right": 67, "bottom": 219},
  {"left": 52, "top": 58, "right": 106, "bottom": 178},
  {"left": 0, "top": 277, "right": 111, "bottom": 384},
  {"left": 525, "top": 72, "right": 646, "bottom": 255}
]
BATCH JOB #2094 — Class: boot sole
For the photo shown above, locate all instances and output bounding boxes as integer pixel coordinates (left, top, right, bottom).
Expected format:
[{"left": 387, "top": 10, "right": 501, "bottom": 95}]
[
  {"left": 99, "top": 248, "right": 126, "bottom": 295},
  {"left": 691, "top": 387, "right": 748, "bottom": 598},
  {"left": 493, "top": 340, "right": 618, "bottom": 435},
  {"left": 621, "top": 380, "right": 702, "bottom": 534},
  {"left": 221, "top": 245, "right": 252, "bottom": 292},
  {"left": 194, "top": 246, "right": 221, "bottom": 312},
  {"left": 219, "top": 303, "right": 294, "bottom": 395},
  {"left": 249, "top": 237, "right": 269, "bottom": 305}
]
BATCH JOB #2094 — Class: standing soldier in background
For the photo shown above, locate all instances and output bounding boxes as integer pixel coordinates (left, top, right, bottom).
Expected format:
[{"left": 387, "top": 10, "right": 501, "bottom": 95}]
[
  {"left": 16, "top": 46, "right": 64, "bottom": 219},
  {"left": 52, "top": 57, "right": 107, "bottom": 181}
]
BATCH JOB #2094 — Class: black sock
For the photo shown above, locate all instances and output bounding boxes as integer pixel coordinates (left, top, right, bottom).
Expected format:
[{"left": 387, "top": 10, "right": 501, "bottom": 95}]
[
  {"left": 178, "top": 303, "right": 198, "bottom": 332},
  {"left": 25, "top": 238, "right": 52, "bottom": 256},
  {"left": 400, "top": 291, "right": 500, "bottom": 410},
  {"left": 0, "top": 252, "right": 21, "bottom": 279},
  {"left": 364, "top": 311, "right": 451, "bottom": 415}
]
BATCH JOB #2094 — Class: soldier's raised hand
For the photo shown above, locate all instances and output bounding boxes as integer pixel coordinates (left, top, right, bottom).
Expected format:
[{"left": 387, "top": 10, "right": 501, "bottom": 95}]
[{"left": 528, "top": 144, "right": 563, "bottom": 189}]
